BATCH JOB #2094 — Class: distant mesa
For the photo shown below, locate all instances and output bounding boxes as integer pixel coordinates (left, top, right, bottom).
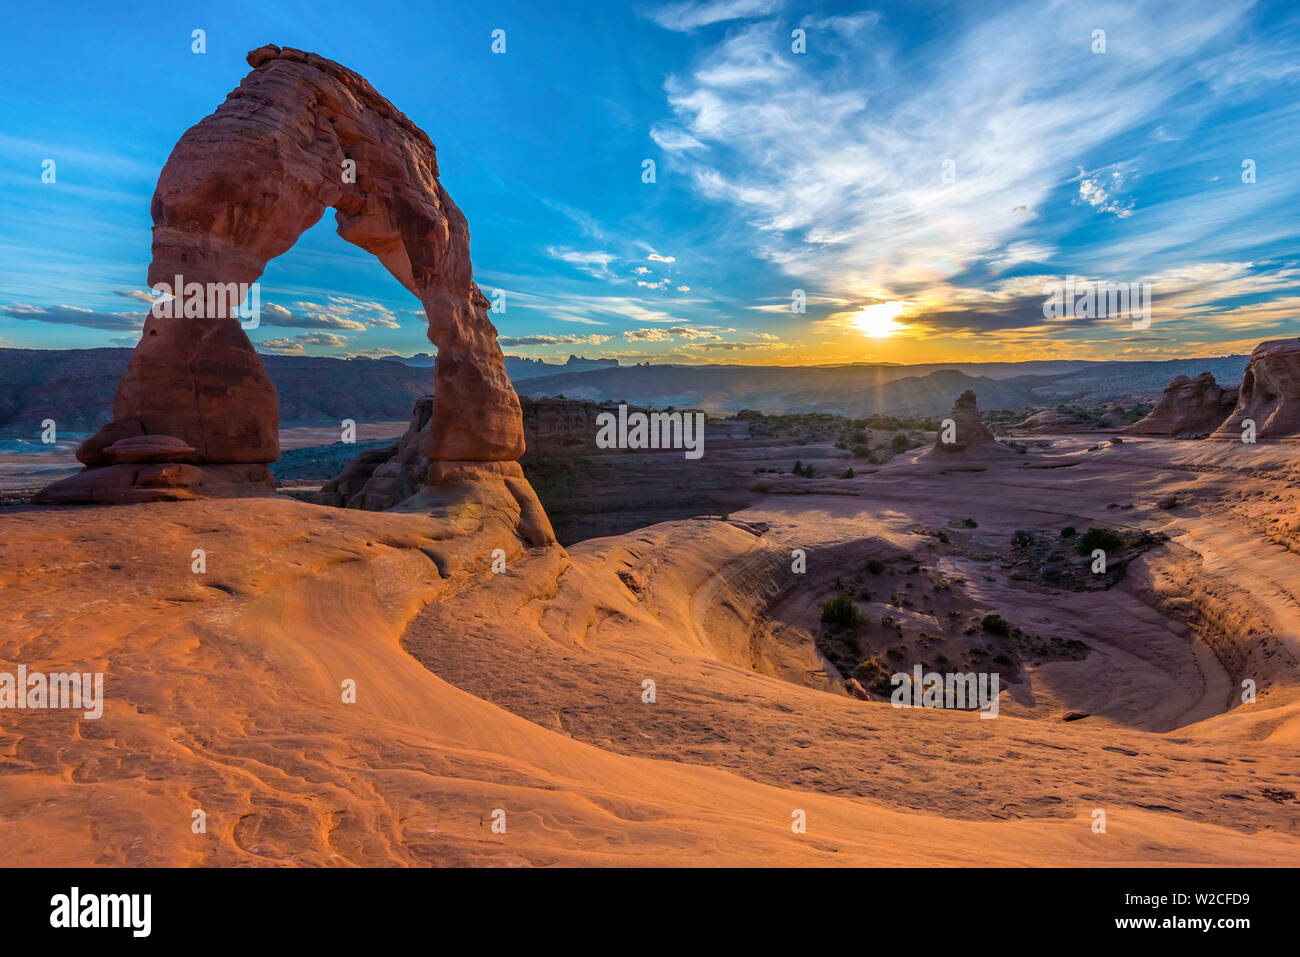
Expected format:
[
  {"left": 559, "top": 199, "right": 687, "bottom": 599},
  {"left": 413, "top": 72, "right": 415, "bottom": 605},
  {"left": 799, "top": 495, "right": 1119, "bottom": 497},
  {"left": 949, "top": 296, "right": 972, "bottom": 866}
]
[
  {"left": 504, "top": 355, "right": 621, "bottom": 381},
  {"left": 1127, "top": 371, "right": 1238, "bottom": 438},
  {"left": 1210, "top": 338, "right": 1300, "bottom": 442},
  {"left": 37, "top": 45, "right": 552, "bottom": 543}
]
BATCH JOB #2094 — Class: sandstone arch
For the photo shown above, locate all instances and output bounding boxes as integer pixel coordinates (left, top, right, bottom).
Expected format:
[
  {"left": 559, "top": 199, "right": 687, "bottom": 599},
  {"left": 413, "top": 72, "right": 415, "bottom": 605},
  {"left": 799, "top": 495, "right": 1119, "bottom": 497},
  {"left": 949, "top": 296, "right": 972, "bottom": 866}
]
[{"left": 41, "top": 45, "right": 552, "bottom": 543}]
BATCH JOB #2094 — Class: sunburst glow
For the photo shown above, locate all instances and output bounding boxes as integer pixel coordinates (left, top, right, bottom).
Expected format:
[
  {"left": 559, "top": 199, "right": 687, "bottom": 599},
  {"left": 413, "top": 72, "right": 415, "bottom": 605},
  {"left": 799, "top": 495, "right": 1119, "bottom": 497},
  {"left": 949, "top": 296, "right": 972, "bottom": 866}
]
[{"left": 851, "top": 301, "right": 907, "bottom": 338}]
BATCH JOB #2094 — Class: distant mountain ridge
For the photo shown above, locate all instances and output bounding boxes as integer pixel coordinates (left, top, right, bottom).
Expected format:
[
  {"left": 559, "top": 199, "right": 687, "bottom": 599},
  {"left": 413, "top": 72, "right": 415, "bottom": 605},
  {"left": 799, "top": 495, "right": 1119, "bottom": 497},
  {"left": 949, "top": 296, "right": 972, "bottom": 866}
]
[
  {"left": 382, "top": 352, "right": 621, "bottom": 380},
  {"left": 514, "top": 355, "right": 1251, "bottom": 418},
  {"left": 0, "top": 347, "right": 1250, "bottom": 437}
]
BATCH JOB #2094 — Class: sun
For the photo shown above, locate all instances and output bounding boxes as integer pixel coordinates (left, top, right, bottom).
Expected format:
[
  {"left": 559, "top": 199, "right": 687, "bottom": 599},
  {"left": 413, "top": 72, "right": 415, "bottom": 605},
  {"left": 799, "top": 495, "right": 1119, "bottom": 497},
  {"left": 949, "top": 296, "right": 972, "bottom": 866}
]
[{"left": 851, "top": 301, "right": 907, "bottom": 338}]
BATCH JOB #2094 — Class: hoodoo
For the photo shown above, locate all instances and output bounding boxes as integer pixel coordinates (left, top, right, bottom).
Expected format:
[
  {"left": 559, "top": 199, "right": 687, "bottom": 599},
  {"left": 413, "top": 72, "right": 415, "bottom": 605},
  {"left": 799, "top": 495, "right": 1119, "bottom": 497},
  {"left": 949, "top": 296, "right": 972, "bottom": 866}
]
[{"left": 923, "top": 390, "right": 1001, "bottom": 456}]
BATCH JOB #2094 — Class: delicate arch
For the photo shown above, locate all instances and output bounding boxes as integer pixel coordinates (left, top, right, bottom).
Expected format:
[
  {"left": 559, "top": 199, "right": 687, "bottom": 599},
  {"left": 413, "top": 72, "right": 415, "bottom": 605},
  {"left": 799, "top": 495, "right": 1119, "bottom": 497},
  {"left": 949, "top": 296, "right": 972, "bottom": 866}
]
[{"left": 77, "top": 44, "right": 523, "bottom": 468}]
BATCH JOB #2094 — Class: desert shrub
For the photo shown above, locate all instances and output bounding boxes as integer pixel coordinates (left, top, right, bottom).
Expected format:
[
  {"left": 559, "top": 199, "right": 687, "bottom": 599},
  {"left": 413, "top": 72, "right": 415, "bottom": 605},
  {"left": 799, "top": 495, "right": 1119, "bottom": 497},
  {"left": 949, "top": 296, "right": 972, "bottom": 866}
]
[
  {"left": 981, "top": 613, "right": 1012, "bottom": 636},
  {"left": 821, "top": 592, "right": 861, "bottom": 627},
  {"left": 1011, "top": 530, "right": 1034, "bottom": 548},
  {"left": 1077, "top": 526, "right": 1123, "bottom": 555},
  {"left": 866, "top": 558, "right": 886, "bottom": 575},
  {"left": 962, "top": 518, "right": 978, "bottom": 528},
  {"left": 1060, "top": 526, "right": 1076, "bottom": 538},
  {"left": 935, "top": 530, "right": 950, "bottom": 543},
  {"left": 891, "top": 433, "right": 910, "bottom": 451},
  {"left": 853, "top": 656, "right": 895, "bottom": 696}
]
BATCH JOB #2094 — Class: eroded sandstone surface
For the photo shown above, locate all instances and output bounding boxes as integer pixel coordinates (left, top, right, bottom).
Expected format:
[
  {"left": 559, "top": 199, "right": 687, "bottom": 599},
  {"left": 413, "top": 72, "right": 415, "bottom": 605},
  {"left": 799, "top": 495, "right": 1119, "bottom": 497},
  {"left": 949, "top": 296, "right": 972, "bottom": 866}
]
[{"left": 1128, "top": 371, "right": 1238, "bottom": 437}]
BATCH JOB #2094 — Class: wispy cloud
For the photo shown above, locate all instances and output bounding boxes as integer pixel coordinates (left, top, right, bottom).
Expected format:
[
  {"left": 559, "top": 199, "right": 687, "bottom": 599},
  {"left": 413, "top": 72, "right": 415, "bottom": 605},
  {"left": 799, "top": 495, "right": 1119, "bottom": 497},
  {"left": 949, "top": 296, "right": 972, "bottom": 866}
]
[
  {"left": 646, "top": 0, "right": 783, "bottom": 33},
  {"left": 2, "top": 303, "right": 143, "bottom": 331},
  {"left": 545, "top": 246, "right": 619, "bottom": 278},
  {"left": 498, "top": 333, "right": 612, "bottom": 346},
  {"left": 624, "top": 325, "right": 724, "bottom": 341},
  {"left": 257, "top": 331, "right": 351, "bottom": 354},
  {"left": 651, "top": 0, "right": 1291, "bottom": 323}
]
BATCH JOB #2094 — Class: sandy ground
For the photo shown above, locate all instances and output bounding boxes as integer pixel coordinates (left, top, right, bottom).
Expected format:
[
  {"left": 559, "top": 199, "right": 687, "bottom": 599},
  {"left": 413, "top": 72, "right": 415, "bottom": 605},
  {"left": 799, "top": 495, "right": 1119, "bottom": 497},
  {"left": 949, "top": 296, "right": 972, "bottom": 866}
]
[{"left": 0, "top": 433, "right": 1297, "bottom": 866}]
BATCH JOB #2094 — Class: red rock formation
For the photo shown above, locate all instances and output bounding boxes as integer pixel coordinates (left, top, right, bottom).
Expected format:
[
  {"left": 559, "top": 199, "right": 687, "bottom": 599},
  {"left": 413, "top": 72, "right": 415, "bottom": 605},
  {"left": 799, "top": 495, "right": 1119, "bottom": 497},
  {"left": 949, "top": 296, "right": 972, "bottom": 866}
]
[
  {"left": 318, "top": 396, "right": 435, "bottom": 511},
  {"left": 40, "top": 45, "right": 545, "bottom": 540},
  {"left": 918, "top": 390, "right": 1022, "bottom": 469},
  {"left": 925, "top": 390, "right": 995, "bottom": 453},
  {"left": 1127, "top": 372, "right": 1238, "bottom": 437},
  {"left": 1211, "top": 339, "right": 1300, "bottom": 441}
]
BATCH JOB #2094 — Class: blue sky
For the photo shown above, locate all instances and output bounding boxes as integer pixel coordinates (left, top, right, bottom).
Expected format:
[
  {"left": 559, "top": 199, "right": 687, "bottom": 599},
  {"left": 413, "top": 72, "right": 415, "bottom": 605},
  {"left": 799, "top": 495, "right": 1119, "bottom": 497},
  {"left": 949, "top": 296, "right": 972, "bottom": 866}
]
[{"left": 2, "top": 0, "right": 1299, "bottom": 365}]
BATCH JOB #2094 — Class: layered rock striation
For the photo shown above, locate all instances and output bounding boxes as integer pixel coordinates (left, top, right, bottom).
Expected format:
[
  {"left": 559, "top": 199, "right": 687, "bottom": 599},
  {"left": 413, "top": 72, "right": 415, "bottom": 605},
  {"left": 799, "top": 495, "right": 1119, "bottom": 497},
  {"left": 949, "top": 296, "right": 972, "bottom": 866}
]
[{"left": 1210, "top": 339, "right": 1300, "bottom": 441}]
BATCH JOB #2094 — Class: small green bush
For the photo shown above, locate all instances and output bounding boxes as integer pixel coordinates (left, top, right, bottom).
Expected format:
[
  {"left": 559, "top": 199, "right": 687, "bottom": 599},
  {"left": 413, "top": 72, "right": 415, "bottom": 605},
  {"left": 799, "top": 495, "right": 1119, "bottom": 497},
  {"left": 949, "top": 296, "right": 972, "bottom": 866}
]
[
  {"left": 981, "top": 613, "right": 1012, "bottom": 637},
  {"left": 821, "top": 592, "right": 861, "bottom": 627},
  {"left": 1077, "top": 526, "right": 1123, "bottom": 555}
]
